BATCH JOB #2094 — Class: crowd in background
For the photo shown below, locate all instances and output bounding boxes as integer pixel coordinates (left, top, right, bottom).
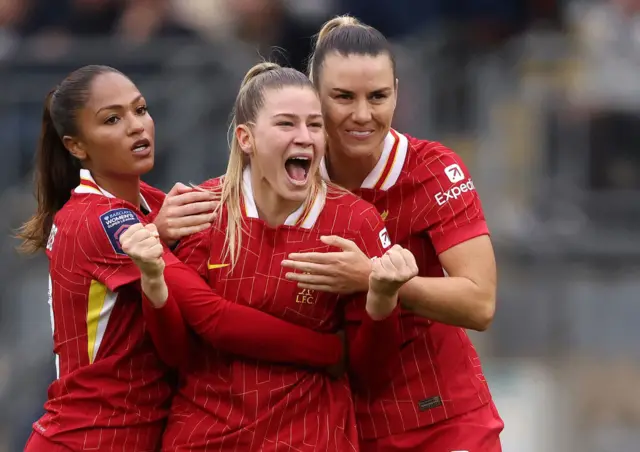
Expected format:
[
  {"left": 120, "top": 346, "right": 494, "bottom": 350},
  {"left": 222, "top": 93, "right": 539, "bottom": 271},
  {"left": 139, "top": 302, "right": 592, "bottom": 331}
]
[
  {"left": 2, "top": 1, "right": 640, "bottom": 451},
  {"left": 1, "top": 0, "right": 553, "bottom": 49}
]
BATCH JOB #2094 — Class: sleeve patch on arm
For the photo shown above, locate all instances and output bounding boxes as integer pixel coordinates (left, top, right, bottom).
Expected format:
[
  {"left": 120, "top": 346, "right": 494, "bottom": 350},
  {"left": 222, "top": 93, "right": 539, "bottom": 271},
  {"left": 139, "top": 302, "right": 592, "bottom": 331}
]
[
  {"left": 434, "top": 163, "right": 476, "bottom": 206},
  {"left": 379, "top": 227, "right": 391, "bottom": 249},
  {"left": 99, "top": 208, "right": 140, "bottom": 255},
  {"left": 444, "top": 163, "right": 465, "bottom": 183}
]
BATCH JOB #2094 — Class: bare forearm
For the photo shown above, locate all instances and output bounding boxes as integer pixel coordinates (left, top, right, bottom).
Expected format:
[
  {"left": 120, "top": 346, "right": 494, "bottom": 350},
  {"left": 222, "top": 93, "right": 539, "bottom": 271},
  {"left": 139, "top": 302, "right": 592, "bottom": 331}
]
[
  {"left": 365, "top": 291, "right": 397, "bottom": 320},
  {"left": 399, "top": 276, "right": 495, "bottom": 331},
  {"left": 140, "top": 274, "right": 169, "bottom": 308}
]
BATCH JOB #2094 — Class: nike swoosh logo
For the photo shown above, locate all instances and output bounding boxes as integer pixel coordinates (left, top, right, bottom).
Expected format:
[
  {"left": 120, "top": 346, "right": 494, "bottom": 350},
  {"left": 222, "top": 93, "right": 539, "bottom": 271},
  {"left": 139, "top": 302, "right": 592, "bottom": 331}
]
[{"left": 207, "top": 262, "right": 229, "bottom": 270}]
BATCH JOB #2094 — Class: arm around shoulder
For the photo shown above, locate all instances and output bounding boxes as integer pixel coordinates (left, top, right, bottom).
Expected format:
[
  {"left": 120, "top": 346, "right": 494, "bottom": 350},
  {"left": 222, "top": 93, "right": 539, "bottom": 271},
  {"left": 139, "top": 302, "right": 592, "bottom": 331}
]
[
  {"left": 400, "top": 148, "right": 497, "bottom": 330},
  {"left": 401, "top": 235, "right": 496, "bottom": 331}
]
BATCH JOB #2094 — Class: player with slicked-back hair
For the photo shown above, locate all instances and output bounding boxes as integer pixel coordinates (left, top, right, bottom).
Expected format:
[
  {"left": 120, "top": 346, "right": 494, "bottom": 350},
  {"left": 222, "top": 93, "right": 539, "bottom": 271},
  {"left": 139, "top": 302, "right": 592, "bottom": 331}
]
[
  {"left": 19, "top": 65, "right": 177, "bottom": 452},
  {"left": 283, "top": 15, "right": 504, "bottom": 452},
  {"left": 121, "top": 60, "right": 418, "bottom": 450}
]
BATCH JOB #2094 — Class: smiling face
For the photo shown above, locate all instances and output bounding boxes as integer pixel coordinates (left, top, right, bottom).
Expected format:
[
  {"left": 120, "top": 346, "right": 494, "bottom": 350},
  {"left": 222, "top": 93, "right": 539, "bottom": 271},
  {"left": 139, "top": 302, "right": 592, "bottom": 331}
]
[
  {"left": 236, "top": 85, "right": 325, "bottom": 203},
  {"left": 316, "top": 52, "right": 397, "bottom": 161},
  {"left": 64, "top": 71, "right": 155, "bottom": 179}
]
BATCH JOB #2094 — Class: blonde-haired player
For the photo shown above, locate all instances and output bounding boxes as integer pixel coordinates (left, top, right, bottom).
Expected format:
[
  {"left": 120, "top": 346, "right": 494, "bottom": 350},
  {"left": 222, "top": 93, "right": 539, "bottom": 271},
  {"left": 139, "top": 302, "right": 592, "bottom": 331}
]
[{"left": 122, "top": 61, "right": 418, "bottom": 450}]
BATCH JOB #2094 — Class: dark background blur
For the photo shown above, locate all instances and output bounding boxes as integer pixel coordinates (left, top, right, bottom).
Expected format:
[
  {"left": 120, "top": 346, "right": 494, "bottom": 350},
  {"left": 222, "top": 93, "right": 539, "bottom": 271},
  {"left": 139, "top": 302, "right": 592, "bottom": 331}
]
[{"left": 1, "top": 1, "right": 639, "bottom": 451}]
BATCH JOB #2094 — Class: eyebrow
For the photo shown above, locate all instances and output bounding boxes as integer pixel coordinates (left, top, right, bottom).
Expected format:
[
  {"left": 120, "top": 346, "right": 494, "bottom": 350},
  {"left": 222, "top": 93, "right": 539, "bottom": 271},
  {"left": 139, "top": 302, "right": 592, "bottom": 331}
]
[
  {"left": 272, "top": 113, "right": 323, "bottom": 120},
  {"left": 96, "top": 94, "right": 144, "bottom": 116},
  {"left": 331, "top": 87, "right": 393, "bottom": 95}
]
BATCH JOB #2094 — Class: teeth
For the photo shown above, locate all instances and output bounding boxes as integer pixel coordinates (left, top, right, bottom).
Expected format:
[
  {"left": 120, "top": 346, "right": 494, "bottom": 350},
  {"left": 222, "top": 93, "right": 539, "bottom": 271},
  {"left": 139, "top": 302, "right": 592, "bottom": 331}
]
[
  {"left": 133, "top": 145, "right": 148, "bottom": 153},
  {"left": 348, "top": 131, "right": 372, "bottom": 136}
]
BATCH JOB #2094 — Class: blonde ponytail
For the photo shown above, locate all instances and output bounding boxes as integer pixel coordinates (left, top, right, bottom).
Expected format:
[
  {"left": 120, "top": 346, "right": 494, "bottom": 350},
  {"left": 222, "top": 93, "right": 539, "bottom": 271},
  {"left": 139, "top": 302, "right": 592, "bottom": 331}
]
[
  {"left": 215, "top": 140, "right": 245, "bottom": 268},
  {"left": 216, "top": 61, "right": 283, "bottom": 267},
  {"left": 241, "top": 62, "right": 280, "bottom": 87},
  {"left": 218, "top": 61, "right": 318, "bottom": 268}
]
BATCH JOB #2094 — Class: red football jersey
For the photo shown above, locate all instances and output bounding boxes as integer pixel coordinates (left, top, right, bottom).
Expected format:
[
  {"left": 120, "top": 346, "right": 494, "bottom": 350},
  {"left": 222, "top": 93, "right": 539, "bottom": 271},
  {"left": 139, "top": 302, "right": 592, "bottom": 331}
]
[
  {"left": 161, "top": 167, "right": 397, "bottom": 451},
  {"left": 320, "top": 129, "right": 495, "bottom": 439},
  {"left": 33, "top": 169, "right": 179, "bottom": 451}
]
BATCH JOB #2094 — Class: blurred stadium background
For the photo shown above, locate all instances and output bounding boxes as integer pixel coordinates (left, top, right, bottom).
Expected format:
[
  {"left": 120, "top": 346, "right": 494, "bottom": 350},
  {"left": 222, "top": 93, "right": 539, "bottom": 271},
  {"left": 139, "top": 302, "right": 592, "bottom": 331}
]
[{"left": 1, "top": 0, "right": 639, "bottom": 450}]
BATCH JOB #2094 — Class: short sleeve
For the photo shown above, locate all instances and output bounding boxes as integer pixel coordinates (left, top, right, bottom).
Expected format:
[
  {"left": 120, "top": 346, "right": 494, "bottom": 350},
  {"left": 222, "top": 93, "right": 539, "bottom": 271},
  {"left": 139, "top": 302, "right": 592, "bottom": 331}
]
[
  {"left": 79, "top": 203, "right": 178, "bottom": 291},
  {"left": 412, "top": 148, "right": 489, "bottom": 255}
]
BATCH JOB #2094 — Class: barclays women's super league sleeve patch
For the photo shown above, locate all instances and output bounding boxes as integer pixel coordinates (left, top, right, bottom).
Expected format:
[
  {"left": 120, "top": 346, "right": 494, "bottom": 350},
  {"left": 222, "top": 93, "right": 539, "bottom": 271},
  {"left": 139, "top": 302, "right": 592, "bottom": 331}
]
[{"left": 99, "top": 208, "right": 141, "bottom": 255}]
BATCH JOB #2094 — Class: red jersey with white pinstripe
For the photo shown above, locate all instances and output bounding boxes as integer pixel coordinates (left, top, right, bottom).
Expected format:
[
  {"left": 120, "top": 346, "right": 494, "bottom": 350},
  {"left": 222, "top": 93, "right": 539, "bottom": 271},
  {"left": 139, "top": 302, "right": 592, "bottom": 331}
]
[
  {"left": 33, "top": 169, "right": 178, "bottom": 451},
  {"left": 163, "top": 166, "right": 392, "bottom": 451},
  {"left": 320, "top": 129, "right": 496, "bottom": 439}
]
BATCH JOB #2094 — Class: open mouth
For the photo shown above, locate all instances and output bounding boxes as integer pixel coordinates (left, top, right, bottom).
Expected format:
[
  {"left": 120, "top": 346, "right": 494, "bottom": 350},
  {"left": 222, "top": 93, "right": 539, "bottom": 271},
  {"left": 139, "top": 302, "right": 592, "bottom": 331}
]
[
  {"left": 284, "top": 156, "right": 311, "bottom": 184},
  {"left": 131, "top": 138, "right": 150, "bottom": 153}
]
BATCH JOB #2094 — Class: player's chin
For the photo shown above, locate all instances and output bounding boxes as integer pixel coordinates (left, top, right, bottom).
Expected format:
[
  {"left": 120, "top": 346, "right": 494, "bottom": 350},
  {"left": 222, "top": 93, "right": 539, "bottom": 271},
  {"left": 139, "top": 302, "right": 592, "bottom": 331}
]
[
  {"left": 280, "top": 176, "right": 311, "bottom": 202},
  {"left": 130, "top": 154, "right": 154, "bottom": 176},
  {"left": 341, "top": 135, "right": 380, "bottom": 158}
]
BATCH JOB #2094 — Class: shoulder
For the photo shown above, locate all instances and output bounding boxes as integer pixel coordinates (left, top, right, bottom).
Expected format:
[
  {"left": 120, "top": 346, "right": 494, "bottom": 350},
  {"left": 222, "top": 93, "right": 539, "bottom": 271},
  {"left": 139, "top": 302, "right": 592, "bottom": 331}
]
[
  {"left": 63, "top": 195, "right": 142, "bottom": 225},
  {"left": 325, "top": 184, "right": 383, "bottom": 228},
  {"left": 404, "top": 134, "right": 470, "bottom": 181},
  {"left": 140, "top": 181, "right": 166, "bottom": 207},
  {"left": 199, "top": 177, "right": 224, "bottom": 191},
  {"left": 324, "top": 185, "right": 391, "bottom": 253},
  {"left": 82, "top": 199, "right": 144, "bottom": 250},
  {"left": 52, "top": 196, "right": 143, "bottom": 257}
]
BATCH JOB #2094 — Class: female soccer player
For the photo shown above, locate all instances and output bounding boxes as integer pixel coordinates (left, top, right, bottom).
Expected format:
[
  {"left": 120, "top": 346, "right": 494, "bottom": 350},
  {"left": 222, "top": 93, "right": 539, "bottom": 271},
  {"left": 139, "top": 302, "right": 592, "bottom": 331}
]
[
  {"left": 281, "top": 16, "right": 504, "bottom": 452},
  {"left": 119, "top": 61, "right": 418, "bottom": 451},
  {"left": 18, "top": 65, "right": 363, "bottom": 451}
]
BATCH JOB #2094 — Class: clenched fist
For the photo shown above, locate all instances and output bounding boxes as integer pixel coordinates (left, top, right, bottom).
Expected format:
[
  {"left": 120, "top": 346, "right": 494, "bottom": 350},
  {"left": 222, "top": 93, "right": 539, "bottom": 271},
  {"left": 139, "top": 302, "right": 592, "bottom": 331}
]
[
  {"left": 369, "top": 245, "right": 419, "bottom": 297},
  {"left": 366, "top": 245, "right": 418, "bottom": 320},
  {"left": 119, "top": 223, "right": 165, "bottom": 279}
]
